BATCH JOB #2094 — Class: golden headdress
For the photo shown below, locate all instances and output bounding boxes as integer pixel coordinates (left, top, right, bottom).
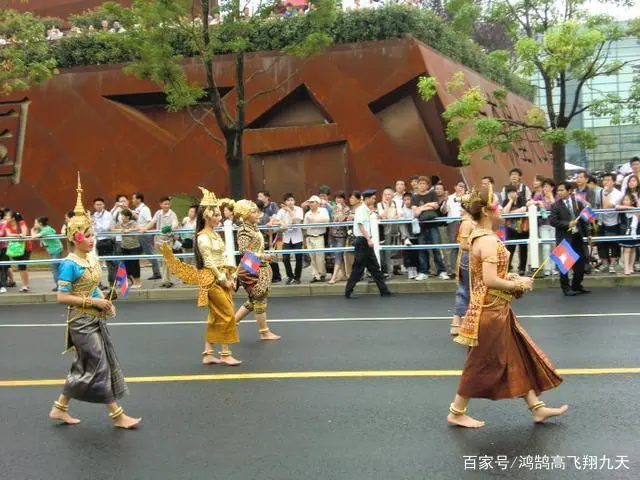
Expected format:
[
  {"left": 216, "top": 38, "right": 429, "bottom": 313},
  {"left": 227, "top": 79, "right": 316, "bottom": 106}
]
[
  {"left": 233, "top": 199, "right": 258, "bottom": 220},
  {"left": 198, "top": 186, "right": 218, "bottom": 207},
  {"left": 218, "top": 197, "right": 235, "bottom": 212},
  {"left": 461, "top": 183, "right": 493, "bottom": 211},
  {"left": 66, "top": 172, "right": 93, "bottom": 241}
]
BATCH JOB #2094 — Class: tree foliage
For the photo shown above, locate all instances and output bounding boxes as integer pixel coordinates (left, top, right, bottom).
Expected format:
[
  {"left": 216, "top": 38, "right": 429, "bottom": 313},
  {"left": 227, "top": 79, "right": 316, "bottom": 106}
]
[
  {"left": 0, "top": 5, "right": 58, "bottom": 95},
  {"left": 123, "top": 0, "right": 336, "bottom": 197},
  {"left": 420, "top": 0, "right": 640, "bottom": 181}
]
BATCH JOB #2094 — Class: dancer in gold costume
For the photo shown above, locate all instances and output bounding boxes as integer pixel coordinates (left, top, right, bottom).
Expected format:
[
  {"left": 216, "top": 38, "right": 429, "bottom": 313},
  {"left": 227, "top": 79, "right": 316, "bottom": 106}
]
[
  {"left": 161, "top": 187, "right": 241, "bottom": 366},
  {"left": 449, "top": 202, "right": 475, "bottom": 336},
  {"left": 233, "top": 200, "right": 281, "bottom": 340},
  {"left": 447, "top": 185, "right": 568, "bottom": 428},
  {"left": 49, "top": 173, "right": 141, "bottom": 429}
]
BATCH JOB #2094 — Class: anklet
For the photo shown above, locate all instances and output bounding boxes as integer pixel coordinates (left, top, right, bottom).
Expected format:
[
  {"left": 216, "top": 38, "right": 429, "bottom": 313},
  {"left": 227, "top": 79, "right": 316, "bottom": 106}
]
[
  {"left": 109, "top": 407, "right": 125, "bottom": 419},
  {"left": 219, "top": 351, "right": 232, "bottom": 357},
  {"left": 202, "top": 350, "right": 215, "bottom": 356},
  {"left": 529, "top": 401, "right": 545, "bottom": 411},
  {"left": 449, "top": 403, "right": 467, "bottom": 416},
  {"left": 258, "top": 328, "right": 270, "bottom": 334},
  {"left": 53, "top": 401, "right": 69, "bottom": 412}
]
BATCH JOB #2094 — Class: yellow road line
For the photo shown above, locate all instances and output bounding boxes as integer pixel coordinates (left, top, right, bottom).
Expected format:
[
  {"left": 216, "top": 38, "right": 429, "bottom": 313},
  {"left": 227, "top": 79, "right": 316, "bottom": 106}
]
[{"left": 1, "top": 368, "right": 639, "bottom": 387}]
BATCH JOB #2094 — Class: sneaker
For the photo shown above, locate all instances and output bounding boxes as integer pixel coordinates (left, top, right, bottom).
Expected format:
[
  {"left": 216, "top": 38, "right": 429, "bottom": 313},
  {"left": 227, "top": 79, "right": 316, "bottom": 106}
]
[
  {"left": 415, "top": 273, "right": 428, "bottom": 281},
  {"left": 438, "top": 272, "right": 450, "bottom": 280},
  {"left": 408, "top": 268, "right": 417, "bottom": 280},
  {"left": 0, "top": 287, "right": 6, "bottom": 294},
  {"left": 608, "top": 265, "right": 616, "bottom": 274}
]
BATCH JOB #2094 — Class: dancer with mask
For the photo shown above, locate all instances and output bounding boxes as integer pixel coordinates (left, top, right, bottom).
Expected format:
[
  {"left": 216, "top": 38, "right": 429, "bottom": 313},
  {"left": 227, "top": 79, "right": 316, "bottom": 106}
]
[{"left": 233, "top": 199, "right": 281, "bottom": 340}]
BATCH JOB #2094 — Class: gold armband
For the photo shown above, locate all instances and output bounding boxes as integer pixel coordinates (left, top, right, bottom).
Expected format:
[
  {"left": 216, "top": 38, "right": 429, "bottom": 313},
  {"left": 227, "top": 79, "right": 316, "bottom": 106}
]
[{"left": 482, "top": 256, "right": 499, "bottom": 264}]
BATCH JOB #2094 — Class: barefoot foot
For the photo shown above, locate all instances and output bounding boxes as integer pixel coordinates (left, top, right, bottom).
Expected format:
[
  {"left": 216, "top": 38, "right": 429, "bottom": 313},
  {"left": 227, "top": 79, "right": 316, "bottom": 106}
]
[
  {"left": 49, "top": 407, "right": 81, "bottom": 425},
  {"left": 447, "top": 413, "right": 485, "bottom": 428},
  {"left": 220, "top": 355, "right": 242, "bottom": 366},
  {"left": 533, "top": 404, "right": 568, "bottom": 423},
  {"left": 260, "top": 330, "right": 281, "bottom": 341},
  {"left": 202, "top": 354, "right": 222, "bottom": 365},
  {"left": 113, "top": 413, "right": 141, "bottom": 429}
]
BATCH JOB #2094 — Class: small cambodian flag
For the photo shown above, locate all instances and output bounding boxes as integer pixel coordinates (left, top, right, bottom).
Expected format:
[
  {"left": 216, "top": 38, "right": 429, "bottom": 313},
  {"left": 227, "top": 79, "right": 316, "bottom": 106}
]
[
  {"left": 550, "top": 240, "right": 580, "bottom": 275},
  {"left": 115, "top": 262, "right": 129, "bottom": 297},
  {"left": 579, "top": 205, "right": 596, "bottom": 223},
  {"left": 496, "top": 226, "right": 506, "bottom": 242},
  {"left": 240, "top": 251, "right": 261, "bottom": 276},
  {"left": 575, "top": 191, "right": 587, "bottom": 203}
]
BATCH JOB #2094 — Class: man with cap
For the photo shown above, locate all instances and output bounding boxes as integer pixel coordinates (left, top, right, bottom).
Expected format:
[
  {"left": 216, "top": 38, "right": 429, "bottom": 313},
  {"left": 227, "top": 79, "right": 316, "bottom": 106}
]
[{"left": 345, "top": 189, "right": 393, "bottom": 299}]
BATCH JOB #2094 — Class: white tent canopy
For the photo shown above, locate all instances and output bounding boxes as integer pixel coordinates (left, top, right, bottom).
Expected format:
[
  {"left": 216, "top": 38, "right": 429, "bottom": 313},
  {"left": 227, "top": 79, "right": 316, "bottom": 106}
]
[{"left": 565, "top": 162, "right": 585, "bottom": 172}]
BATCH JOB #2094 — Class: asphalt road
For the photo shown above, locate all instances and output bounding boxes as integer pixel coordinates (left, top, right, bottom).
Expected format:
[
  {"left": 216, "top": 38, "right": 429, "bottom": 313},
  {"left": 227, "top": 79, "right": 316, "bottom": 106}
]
[{"left": 1, "top": 290, "right": 639, "bottom": 480}]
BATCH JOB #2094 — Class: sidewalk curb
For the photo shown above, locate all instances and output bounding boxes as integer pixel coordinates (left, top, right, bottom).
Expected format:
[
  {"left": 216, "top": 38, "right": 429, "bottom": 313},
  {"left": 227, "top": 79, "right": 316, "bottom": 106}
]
[{"left": 0, "top": 274, "right": 633, "bottom": 306}]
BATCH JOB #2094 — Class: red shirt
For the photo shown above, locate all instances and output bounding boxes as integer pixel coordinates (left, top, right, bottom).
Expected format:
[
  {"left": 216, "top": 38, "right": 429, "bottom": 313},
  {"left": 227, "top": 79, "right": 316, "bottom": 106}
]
[{"left": 5, "top": 220, "right": 32, "bottom": 251}]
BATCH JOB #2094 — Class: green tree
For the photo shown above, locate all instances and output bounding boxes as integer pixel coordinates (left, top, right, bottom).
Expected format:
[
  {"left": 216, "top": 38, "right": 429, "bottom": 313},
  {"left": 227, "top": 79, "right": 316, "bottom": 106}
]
[
  {"left": 420, "top": 0, "right": 640, "bottom": 182},
  {"left": 125, "top": 0, "right": 336, "bottom": 198},
  {"left": 0, "top": 3, "right": 58, "bottom": 95}
]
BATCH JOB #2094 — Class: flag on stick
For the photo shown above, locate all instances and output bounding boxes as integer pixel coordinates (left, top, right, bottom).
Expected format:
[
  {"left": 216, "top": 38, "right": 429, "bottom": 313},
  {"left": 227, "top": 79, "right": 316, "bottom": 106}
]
[
  {"left": 239, "top": 252, "right": 261, "bottom": 276},
  {"left": 579, "top": 205, "right": 596, "bottom": 223},
  {"left": 496, "top": 225, "right": 506, "bottom": 242},
  {"left": 549, "top": 240, "right": 580, "bottom": 275},
  {"left": 115, "top": 262, "right": 129, "bottom": 297}
]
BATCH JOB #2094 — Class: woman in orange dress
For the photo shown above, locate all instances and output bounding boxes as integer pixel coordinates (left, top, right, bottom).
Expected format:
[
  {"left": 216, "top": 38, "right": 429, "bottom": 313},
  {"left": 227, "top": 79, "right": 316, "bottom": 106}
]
[{"left": 447, "top": 185, "right": 568, "bottom": 428}]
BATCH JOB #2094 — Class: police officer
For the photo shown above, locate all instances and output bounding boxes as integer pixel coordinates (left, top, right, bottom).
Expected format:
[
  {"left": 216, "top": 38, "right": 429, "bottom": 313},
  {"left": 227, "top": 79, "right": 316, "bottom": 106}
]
[{"left": 345, "top": 189, "right": 393, "bottom": 299}]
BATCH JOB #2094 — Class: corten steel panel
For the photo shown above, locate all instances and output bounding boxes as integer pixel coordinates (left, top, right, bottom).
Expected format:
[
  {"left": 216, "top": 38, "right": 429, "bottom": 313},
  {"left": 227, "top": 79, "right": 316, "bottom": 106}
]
[{"left": 0, "top": 38, "right": 549, "bottom": 224}]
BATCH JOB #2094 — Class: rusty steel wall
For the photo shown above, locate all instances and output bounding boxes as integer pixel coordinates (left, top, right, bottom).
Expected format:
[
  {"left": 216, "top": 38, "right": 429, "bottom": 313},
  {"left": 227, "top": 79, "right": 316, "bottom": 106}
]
[{"left": 0, "top": 38, "right": 550, "bottom": 222}]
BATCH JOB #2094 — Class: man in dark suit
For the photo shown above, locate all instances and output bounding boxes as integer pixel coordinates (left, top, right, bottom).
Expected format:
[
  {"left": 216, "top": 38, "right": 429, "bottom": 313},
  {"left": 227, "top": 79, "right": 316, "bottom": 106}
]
[{"left": 549, "top": 181, "right": 591, "bottom": 296}]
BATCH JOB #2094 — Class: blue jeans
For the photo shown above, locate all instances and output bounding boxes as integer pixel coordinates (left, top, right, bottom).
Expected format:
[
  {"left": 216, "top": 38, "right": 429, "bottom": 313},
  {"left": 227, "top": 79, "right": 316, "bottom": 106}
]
[
  {"left": 50, "top": 252, "right": 62, "bottom": 287},
  {"left": 454, "top": 251, "right": 470, "bottom": 317},
  {"left": 418, "top": 226, "right": 446, "bottom": 275}
]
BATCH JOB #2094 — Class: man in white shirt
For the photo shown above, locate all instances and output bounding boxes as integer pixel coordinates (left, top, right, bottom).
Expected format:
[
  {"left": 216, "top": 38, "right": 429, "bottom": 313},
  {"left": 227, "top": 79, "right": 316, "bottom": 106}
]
[
  {"left": 303, "top": 195, "right": 330, "bottom": 282},
  {"left": 132, "top": 192, "right": 161, "bottom": 280},
  {"left": 345, "top": 189, "right": 392, "bottom": 299},
  {"left": 276, "top": 193, "right": 304, "bottom": 284},
  {"left": 377, "top": 186, "right": 399, "bottom": 276},
  {"left": 143, "top": 196, "right": 179, "bottom": 288},
  {"left": 597, "top": 173, "right": 623, "bottom": 273},
  {"left": 92, "top": 197, "right": 116, "bottom": 289}
]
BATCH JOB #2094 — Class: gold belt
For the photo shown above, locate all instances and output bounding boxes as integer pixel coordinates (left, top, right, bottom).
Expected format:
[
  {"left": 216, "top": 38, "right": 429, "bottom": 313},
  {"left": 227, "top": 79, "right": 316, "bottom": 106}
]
[
  {"left": 69, "top": 306, "right": 105, "bottom": 318},
  {"left": 486, "top": 289, "right": 513, "bottom": 302}
]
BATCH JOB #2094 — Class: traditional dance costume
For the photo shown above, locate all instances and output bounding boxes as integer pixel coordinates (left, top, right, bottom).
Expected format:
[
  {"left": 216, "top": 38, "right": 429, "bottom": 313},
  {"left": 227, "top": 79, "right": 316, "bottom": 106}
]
[
  {"left": 50, "top": 173, "right": 136, "bottom": 427},
  {"left": 236, "top": 214, "right": 272, "bottom": 316},
  {"left": 58, "top": 252, "right": 128, "bottom": 403},
  {"left": 450, "top": 215, "right": 475, "bottom": 335},
  {"left": 454, "top": 228, "right": 563, "bottom": 399},
  {"left": 161, "top": 188, "right": 239, "bottom": 356}
]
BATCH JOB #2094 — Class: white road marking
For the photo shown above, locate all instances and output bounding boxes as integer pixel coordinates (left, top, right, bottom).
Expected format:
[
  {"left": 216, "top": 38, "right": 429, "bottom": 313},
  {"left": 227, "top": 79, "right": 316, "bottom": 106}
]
[{"left": 0, "top": 312, "right": 639, "bottom": 328}]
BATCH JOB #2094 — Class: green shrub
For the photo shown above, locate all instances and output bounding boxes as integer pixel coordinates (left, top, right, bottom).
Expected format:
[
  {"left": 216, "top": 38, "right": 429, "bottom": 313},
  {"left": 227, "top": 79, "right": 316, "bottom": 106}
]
[{"left": 51, "top": 5, "right": 533, "bottom": 98}]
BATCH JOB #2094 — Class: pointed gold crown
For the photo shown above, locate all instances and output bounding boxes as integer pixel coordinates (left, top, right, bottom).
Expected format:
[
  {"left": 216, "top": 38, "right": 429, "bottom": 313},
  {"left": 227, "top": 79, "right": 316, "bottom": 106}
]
[
  {"left": 198, "top": 186, "right": 218, "bottom": 207},
  {"left": 66, "top": 171, "right": 93, "bottom": 241},
  {"left": 233, "top": 199, "right": 258, "bottom": 220}
]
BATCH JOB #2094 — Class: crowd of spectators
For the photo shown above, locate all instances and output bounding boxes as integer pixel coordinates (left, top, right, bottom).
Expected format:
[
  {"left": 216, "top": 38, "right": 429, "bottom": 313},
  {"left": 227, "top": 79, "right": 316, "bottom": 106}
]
[{"left": 2, "top": 155, "right": 640, "bottom": 294}]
